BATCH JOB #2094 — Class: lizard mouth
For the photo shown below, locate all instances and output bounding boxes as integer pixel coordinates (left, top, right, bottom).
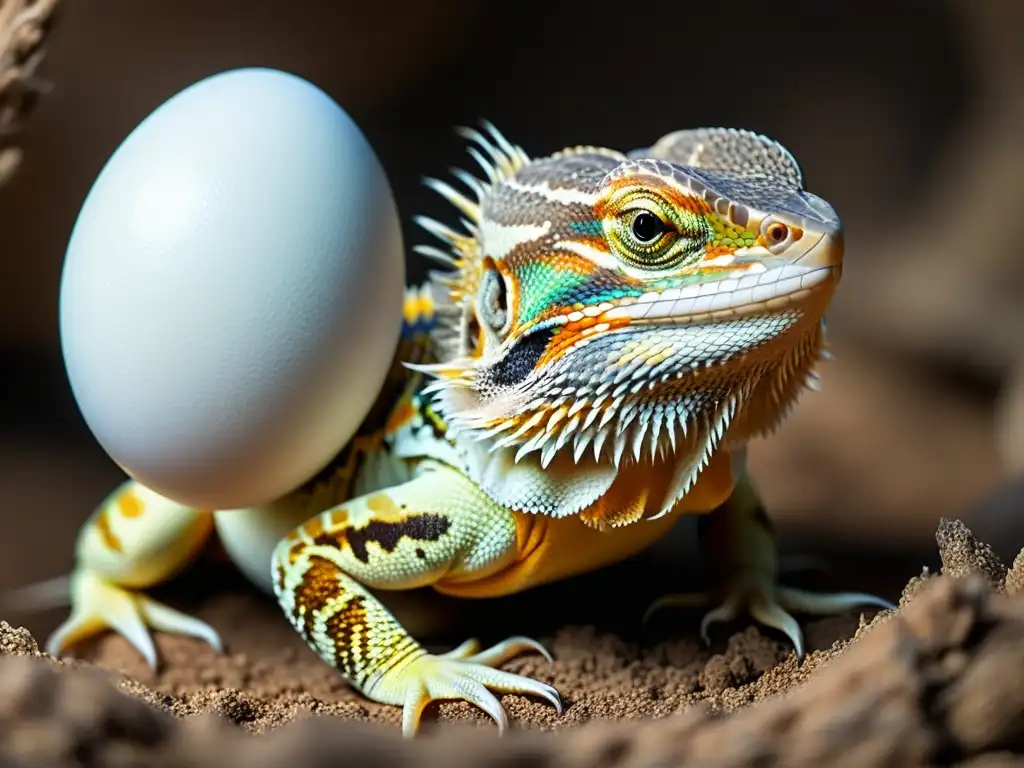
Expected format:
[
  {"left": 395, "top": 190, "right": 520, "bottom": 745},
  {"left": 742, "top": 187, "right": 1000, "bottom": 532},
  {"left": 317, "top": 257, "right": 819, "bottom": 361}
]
[{"left": 605, "top": 263, "right": 836, "bottom": 326}]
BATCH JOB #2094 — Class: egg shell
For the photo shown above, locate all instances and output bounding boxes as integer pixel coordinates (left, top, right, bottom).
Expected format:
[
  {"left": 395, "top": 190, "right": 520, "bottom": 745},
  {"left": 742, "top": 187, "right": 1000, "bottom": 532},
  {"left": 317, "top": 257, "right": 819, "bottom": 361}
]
[{"left": 60, "top": 67, "right": 405, "bottom": 510}]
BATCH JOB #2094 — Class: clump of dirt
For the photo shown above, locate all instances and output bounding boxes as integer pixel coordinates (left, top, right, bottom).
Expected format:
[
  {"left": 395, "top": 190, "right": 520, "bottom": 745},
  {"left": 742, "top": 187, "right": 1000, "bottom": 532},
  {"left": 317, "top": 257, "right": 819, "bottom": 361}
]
[{"left": 2, "top": 519, "right": 1024, "bottom": 767}]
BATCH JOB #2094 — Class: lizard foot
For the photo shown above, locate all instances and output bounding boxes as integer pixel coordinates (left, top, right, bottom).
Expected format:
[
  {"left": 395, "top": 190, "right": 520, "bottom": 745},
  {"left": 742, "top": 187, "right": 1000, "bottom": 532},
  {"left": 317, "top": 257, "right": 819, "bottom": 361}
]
[
  {"left": 42, "top": 569, "right": 222, "bottom": 669},
  {"left": 371, "top": 635, "right": 562, "bottom": 736},
  {"left": 643, "top": 576, "right": 893, "bottom": 659}
]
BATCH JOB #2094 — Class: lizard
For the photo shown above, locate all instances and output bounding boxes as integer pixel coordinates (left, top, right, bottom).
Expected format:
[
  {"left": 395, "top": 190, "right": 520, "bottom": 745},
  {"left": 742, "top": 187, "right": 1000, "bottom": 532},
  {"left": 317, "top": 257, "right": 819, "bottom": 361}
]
[{"left": 14, "top": 123, "right": 892, "bottom": 736}]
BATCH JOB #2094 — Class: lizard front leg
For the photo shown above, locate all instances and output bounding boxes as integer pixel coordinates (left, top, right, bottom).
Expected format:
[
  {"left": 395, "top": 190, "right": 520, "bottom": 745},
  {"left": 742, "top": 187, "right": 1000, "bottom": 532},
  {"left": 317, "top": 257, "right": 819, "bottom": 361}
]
[
  {"left": 646, "top": 451, "right": 893, "bottom": 658},
  {"left": 10, "top": 480, "right": 221, "bottom": 667},
  {"left": 272, "top": 459, "right": 561, "bottom": 736}
]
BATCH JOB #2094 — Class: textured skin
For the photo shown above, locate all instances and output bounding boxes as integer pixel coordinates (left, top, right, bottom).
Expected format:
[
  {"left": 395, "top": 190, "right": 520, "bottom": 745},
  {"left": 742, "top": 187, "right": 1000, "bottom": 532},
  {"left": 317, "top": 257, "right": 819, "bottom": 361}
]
[{"left": 16, "top": 124, "right": 891, "bottom": 736}]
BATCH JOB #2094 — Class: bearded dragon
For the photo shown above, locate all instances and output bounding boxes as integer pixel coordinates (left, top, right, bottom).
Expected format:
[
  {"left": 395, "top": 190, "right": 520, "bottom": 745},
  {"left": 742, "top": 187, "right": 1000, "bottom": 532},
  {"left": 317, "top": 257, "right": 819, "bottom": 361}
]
[{"left": 16, "top": 124, "right": 890, "bottom": 736}]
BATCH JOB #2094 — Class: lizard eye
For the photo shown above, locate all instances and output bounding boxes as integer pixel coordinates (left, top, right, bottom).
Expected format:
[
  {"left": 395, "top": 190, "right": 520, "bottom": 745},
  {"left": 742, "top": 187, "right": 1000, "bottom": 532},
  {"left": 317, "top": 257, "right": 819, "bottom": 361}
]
[
  {"left": 630, "top": 211, "right": 667, "bottom": 243},
  {"left": 621, "top": 208, "right": 674, "bottom": 251},
  {"left": 601, "top": 190, "right": 711, "bottom": 271}
]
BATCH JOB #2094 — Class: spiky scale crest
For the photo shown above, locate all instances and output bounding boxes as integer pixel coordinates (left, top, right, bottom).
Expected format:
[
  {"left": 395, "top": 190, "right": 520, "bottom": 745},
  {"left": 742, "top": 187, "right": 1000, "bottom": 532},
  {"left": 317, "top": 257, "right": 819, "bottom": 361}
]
[{"left": 415, "top": 120, "right": 529, "bottom": 314}]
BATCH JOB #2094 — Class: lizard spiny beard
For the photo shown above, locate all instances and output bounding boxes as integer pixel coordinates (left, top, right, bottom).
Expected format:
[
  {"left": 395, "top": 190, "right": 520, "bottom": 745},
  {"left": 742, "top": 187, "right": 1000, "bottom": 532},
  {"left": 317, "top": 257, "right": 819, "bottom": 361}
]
[{"left": 438, "top": 312, "right": 824, "bottom": 455}]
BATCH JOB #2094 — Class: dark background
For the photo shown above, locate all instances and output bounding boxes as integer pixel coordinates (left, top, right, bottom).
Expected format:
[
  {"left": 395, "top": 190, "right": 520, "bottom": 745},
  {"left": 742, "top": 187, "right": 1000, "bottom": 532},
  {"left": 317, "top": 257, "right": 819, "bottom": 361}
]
[{"left": 2, "top": 0, "right": 1023, "bottom": 640}]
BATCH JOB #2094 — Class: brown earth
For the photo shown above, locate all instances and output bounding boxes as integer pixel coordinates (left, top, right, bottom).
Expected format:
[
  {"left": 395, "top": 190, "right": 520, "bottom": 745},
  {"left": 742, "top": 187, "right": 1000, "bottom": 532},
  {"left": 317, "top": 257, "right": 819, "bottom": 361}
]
[{"left": 3, "top": 518, "right": 1024, "bottom": 767}]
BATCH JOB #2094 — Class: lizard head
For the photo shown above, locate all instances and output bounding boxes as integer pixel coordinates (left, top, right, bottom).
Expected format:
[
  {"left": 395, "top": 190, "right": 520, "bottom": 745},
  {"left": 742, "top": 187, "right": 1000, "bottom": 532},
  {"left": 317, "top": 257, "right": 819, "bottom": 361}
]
[{"left": 414, "top": 123, "right": 840, "bottom": 521}]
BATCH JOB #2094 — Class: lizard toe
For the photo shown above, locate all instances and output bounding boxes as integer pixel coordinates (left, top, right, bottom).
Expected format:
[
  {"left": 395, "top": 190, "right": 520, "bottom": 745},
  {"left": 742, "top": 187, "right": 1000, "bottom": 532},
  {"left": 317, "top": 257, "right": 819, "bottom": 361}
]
[
  {"left": 746, "top": 583, "right": 893, "bottom": 659},
  {"left": 372, "top": 639, "right": 562, "bottom": 737},
  {"left": 645, "top": 578, "right": 893, "bottom": 660},
  {"left": 775, "top": 584, "right": 895, "bottom": 616},
  {"left": 642, "top": 591, "right": 713, "bottom": 627},
  {"left": 44, "top": 569, "right": 222, "bottom": 669},
  {"left": 440, "top": 635, "right": 552, "bottom": 665}
]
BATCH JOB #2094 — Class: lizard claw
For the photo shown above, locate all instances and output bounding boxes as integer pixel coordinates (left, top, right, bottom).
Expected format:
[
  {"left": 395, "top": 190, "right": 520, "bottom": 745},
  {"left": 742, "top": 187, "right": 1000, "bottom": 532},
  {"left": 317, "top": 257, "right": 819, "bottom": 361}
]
[
  {"left": 41, "top": 569, "right": 222, "bottom": 669},
  {"left": 372, "top": 636, "right": 561, "bottom": 736},
  {"left": 645, "top": 578, "right": 893, "bottom": 659},
  {"left": 439, "top": 634, "right": 553, "bottom": 665}
]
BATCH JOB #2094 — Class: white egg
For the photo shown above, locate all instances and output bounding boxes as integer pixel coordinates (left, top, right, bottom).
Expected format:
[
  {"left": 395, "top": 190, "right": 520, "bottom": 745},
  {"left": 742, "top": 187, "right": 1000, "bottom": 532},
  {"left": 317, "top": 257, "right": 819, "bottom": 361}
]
[{"left": 59, "top": 67, "right": 405, "bottom": 510}]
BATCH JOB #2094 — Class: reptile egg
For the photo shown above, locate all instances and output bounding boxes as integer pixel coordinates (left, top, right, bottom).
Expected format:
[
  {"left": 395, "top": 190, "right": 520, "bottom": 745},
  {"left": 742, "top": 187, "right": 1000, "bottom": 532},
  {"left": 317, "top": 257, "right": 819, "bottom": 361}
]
[{"left": 59, "top": 67, "right": 405, "bottom": 510}]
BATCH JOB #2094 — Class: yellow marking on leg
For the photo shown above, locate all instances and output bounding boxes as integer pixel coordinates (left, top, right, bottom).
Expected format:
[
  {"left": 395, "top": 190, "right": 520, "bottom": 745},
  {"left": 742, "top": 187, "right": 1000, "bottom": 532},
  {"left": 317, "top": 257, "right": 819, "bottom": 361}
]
[
  {"left": 94, "top": 509, "right": 123, "bottom": 553},
  {"left": 365, "top": 492, "right": 404, "bottom": 520},
  {"left": 303, "top": 515, "right": 325, "bottom": 539},
  {"left": 78, "top": 483, "right": 216, "bottom": 587},
  {"left": 116, "top": 490, "right": 144, "bottom": 518}
]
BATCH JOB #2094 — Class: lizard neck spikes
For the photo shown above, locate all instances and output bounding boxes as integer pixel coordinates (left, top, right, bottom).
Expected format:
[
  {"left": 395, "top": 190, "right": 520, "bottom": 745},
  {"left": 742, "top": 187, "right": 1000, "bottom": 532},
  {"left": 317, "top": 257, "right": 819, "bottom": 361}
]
[
  {"left": 456, "top": 121, "right": 531, "bottom": 182},
  {"left": 413, "top": 120, "right": 530, "bottom": 328},
  {"left": 416, "top": 121, "right": 530, "bottom": 235}
]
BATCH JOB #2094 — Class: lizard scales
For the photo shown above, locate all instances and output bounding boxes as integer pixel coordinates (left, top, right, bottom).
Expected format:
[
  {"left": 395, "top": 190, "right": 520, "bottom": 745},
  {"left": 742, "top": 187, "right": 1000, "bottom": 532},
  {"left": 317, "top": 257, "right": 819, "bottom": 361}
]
[{"left": 14, "top": 123, "right": 889, "bottom": 736}]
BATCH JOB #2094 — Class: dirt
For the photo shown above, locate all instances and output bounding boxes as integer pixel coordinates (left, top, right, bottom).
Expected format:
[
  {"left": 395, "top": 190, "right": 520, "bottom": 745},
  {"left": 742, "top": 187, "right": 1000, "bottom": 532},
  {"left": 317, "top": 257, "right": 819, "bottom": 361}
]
[{"left": 2, "top": 519, "right": 1024, "bottom": 767}]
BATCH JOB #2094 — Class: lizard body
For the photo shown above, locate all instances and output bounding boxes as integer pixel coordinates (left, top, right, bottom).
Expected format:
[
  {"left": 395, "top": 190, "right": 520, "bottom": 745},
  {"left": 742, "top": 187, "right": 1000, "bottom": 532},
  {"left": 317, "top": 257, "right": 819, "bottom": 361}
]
[{"left": 17, "top": 124, "right": 890, "bottom": 735}]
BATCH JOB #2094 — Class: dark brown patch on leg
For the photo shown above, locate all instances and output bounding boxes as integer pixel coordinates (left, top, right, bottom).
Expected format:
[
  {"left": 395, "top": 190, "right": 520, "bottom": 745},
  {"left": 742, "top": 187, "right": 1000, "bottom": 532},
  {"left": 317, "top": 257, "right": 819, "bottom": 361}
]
[
  {"left": 345, "top": 514, "right": 451, "bottom": 564},
  {"left": 312, "top": 529, "right": 347, "bottom": 550},
  {"left": 292, "top": 556, "right": 345, "bottom": 641}
]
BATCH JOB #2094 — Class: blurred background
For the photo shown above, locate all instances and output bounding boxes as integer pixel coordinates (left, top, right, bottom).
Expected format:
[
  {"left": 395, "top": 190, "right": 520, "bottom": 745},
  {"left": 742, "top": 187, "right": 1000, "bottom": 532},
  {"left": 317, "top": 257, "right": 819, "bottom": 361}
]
[{"left": 1, "top": 0, "right": 1022, "bottom": 640}]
